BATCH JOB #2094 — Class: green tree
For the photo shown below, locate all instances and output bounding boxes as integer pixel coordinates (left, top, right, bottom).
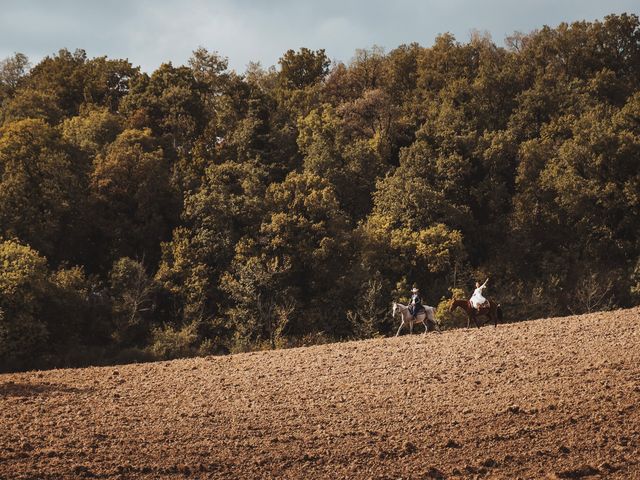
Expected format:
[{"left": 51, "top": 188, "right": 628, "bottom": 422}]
[
  {"left": 0, "top": 118, "right": 86, "bottom": 263},
  {"left": 156, "top": 160, "right": 267, "bottom": 325},
  {"left": 0, "top": 53, "right": 30, "bottom": 103},
  {"left": 220, "top": 243, "right": 294, "bottom": 351},
  {"left": 120, "top": 63, "right": 205, "bottom": 157},
  {"left": 109, "top": 257, "right": 156, "bottom": 346},
  {"left": 255, "top": 171, "right": 352, "bottom": 332},
  {"left": 278, "top": 48, "right": 330, "bottom": 90},
  {"left": 0, "top": 240, "right": 49, "bottom": 371},
  {"left": 90, "top": 128, "right": 177, "bottom": 268},
  {"left": 61, "top": 106, "right": 123, "bottom": 157},
  {"left": 347, "top": 278, "right": 388, "bottom": 339}
]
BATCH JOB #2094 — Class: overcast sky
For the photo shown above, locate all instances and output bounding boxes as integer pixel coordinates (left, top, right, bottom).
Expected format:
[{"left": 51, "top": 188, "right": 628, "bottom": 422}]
[{"left": 1, "top": 1, "right": 638, "bottom": 73}]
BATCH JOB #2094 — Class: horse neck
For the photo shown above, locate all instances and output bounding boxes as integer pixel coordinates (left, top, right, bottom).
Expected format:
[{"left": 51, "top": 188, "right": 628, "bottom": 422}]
[
  {"left": 395, "top": 303, "right": 411, "bottom": 319},
  {"left": 453, "top": 299, "right": 468, "bottom": 309}
]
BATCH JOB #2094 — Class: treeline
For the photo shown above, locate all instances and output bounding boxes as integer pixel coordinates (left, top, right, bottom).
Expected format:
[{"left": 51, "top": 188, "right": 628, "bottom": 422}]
[{"left": 1, "top": 14, "right": 639, "bottom": 371}]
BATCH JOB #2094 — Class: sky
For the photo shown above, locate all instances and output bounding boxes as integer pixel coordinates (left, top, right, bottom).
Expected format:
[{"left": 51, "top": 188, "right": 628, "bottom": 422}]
[{"left": 0, "top": 0, "right": 638, "bottom": 73}]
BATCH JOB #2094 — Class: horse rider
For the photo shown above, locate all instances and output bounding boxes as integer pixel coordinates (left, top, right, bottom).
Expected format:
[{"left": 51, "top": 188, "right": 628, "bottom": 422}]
[
  {"left": 470, "top": 278, "right": 489, "bottom": 312},
  {"left": 408, "top": 287, "right": 423, "bottom": 318}
]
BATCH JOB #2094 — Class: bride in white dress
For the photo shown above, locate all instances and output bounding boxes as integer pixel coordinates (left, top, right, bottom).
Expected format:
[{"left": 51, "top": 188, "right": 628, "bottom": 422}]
[{"left": 470, "top": 278, "right": 489, "bottom": 310}]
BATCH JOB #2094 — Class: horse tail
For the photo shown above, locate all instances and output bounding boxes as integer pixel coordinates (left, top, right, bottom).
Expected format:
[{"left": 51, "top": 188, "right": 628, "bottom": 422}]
[{"left": 497, "top": 304, "right": 503, "bottom": 322}]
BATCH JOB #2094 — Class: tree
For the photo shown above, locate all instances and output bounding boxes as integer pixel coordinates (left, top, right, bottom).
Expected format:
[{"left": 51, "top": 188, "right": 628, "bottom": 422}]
[
  {"left": 62, "top": 106, "right": 123, "bottom": 157},
  {"left": 15, "top": 48, "right": 88, "bottom": 118},
  {"left": 0, "top": 118, "right": 85, "bottom": 264},
  {"left": 347, "top": 278, "right": 387, "bottom": 339},
  {"left": 0, "top": 53, "right": 30, "bottom": 102},
  {"left": 349, "top": 46, "right": 386, "bottom": 92},
  {"left": 360, "top": 214, "right": 465, "bottom": 292},
  {"left": 220, "top": 243, "right": 295, "bottom": 350},
  {"left": 0, "top": 240, "right": 49, "bottom": 371},
  {"left": 189, "top": 47, "right": 229, "bottom": 86},
  {"left": 278, "top": 48, "right": 330, "bottom": 90},
  {"left": 0, "top": 239, "right": 101, "bottom": 370},
  {"left": 156, "top": 160, "right": 267, "bottom": 325},
  {"left": 255, "top": 171, "right": 352, "bottom": 331},
  {"left": 1, "top": 87, "right": 64, "bottom": 125},
  {"left": 90, "top": 128, "right": 177, "bottom": 268},
  {"left": 120, "top": 63, "right": 205, "bottom": 156},
  {"left": 109, "top": 257, "right": 157, "bottom": 346},
  {"left": 11, "top": 49, "right": 138, "bottom": 119},
  {"left": 297, "top": 104, "right": 389, "bottom": 220}
]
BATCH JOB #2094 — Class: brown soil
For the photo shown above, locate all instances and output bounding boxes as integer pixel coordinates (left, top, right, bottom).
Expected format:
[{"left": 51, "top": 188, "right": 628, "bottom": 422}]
[{"left": 1, "top": 308, "right": 640, "bottom": 479}]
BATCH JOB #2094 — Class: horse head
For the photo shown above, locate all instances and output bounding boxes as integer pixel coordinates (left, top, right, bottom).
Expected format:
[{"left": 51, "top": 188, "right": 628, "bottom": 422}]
[{"left": 391, "top": 302, "right": 398, "bottom": 318}]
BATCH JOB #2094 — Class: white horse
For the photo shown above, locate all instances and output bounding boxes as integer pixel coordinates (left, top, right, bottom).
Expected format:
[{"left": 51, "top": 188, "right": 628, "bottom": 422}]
[{"left": 392, "top": 302, "right": 439, "bottom": 336}]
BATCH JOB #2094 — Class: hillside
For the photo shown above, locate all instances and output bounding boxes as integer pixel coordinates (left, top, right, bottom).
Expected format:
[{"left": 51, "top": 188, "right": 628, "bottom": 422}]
[{"left": 1, "top": 308, "right": 640, "bottom": 479}]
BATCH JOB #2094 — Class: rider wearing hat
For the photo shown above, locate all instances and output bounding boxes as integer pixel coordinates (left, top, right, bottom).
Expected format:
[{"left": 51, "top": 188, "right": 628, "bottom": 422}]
[{"left": 408, "top": 287, "right": 423, "bottom": 318}]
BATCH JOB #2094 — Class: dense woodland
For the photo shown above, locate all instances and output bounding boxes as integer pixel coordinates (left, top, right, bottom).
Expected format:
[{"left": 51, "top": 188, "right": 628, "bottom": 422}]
[{"left": 1, "top": 14, "right": 639, "bottom": 371}]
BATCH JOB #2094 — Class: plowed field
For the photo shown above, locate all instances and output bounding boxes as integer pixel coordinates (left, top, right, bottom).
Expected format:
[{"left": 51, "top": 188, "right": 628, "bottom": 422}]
[{"left": 1, "top": 308, "right": 640, "bottom": 479}]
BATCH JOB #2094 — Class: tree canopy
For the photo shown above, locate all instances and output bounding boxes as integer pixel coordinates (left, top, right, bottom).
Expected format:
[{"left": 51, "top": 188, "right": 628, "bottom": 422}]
[{"left": 1, "top": 14, "right": 640, "bottom": 371}]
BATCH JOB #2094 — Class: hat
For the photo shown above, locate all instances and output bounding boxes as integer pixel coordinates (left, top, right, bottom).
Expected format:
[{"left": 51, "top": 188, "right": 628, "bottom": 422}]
[{"left": 411, "top": 287, "right": 419, "bottom": 293}]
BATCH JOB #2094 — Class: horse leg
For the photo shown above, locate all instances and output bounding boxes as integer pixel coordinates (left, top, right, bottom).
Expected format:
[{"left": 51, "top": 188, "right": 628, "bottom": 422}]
[
  {"left": 431, "top": 311, "right": 442, "bottom": 333},
  {"left": 482, "top": 310, "right": 493, "bottom": 327},
  {"left": 396, "top": 320, "right": 404, "bottom": 337},
  {"left": 409, "top": 320, "right": 414, "bottom": 334},
  {"left": 419, "top": 313, "right": 428, "bottom": 334}
]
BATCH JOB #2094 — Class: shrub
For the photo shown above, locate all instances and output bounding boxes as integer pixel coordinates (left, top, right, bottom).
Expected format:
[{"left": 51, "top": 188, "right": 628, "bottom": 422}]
[
  {"left": 435, "top": 288, "right": 469, "bottom": 330},
  {"left": 147, "top": 323, "right": 198, "bottom": 360}
]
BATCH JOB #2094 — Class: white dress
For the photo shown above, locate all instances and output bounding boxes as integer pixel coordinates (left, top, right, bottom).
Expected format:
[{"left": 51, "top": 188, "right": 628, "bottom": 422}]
[{"left": 470, "top": 285, "right": 487, "bottom": 308}]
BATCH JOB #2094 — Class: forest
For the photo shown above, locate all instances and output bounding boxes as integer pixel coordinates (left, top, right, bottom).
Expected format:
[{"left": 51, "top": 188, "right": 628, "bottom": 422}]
[{"left": 0, "top": 14, "right": 639, "bottom": 372}]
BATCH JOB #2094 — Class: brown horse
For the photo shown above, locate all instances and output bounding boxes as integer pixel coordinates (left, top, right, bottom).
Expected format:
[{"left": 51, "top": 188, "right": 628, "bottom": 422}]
[{"left": 449, "top": 299, "right": 503, "bottom": 328}]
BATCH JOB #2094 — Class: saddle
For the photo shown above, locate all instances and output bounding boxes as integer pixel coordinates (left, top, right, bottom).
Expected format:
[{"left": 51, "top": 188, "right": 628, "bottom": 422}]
[{"left": 471, "top": 300, "right": 489, "bottom": 310}]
